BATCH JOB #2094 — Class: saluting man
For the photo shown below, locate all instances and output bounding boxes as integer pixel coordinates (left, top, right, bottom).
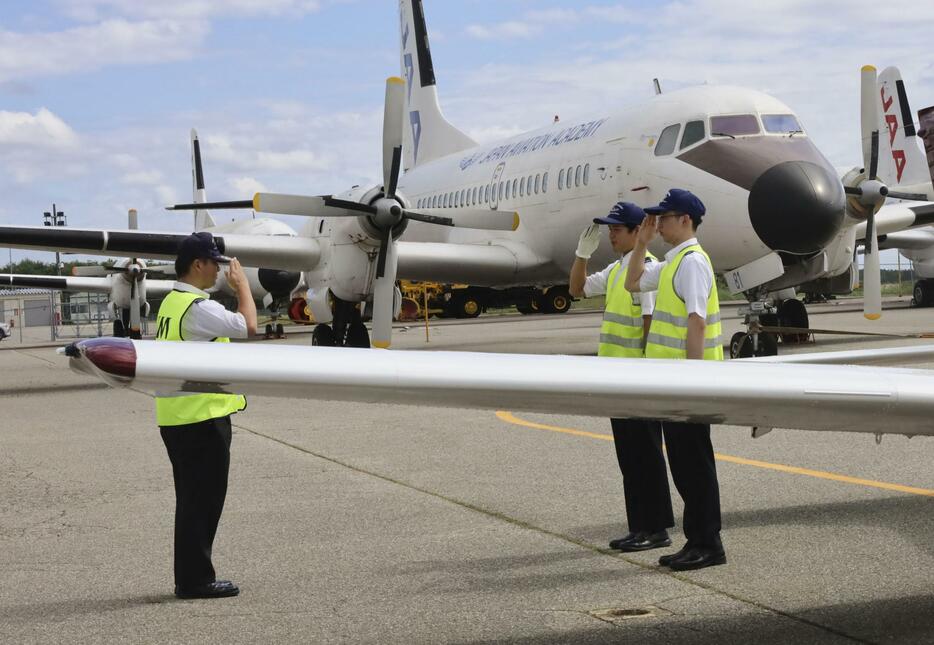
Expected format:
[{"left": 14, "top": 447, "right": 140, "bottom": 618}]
[
  {"left": 569, "top": 202, "right": 674, "bottom": 553},
  {"left": 625, "top": 188, "right": 726, "bottom": 571},
  {"left": 155, "top": 232, "right": 257, "bottom": 599}
]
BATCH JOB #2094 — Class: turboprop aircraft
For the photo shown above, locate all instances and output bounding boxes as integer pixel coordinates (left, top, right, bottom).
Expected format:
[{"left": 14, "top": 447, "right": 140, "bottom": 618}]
[
  {"left": 855, "top": 67, "right": 934, "bottom": 308},
  {"left": 4, "top": 1, "right": 934, "bottom": 352},
  {"left": 0, "top": 130, "right": 310, "bottom": 337}
]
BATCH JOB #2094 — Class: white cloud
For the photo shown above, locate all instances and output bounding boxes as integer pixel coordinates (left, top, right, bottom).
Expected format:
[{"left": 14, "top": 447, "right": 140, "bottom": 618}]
[
  {"left": 466, "top": 22, "right": 541, "bottom": 41},
  {"left": 0, "top": 19, "right": 208, "bottom": 82},
  {"left": 0, "top": 108, "right": 78, "bottom": 147},
  {"left": 57, "top": 0, "right": 323, "bottom": 21},
  {"left": 229, "top": 176, "right": 268, "bottom": 196}
]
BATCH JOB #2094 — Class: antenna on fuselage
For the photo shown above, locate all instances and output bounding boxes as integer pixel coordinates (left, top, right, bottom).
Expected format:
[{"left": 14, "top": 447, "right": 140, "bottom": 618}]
[{"left": 653, "top": 78, "right": 662, "bottom": 95}]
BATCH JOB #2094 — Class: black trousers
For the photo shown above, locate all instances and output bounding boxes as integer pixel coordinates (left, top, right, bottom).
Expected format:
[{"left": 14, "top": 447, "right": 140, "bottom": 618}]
[
  {"left": 160, "top": 415, "right": 232, "bottom": 589},
  {"left": 661, "top": 421, "right": 722, "bottom": 549},
  {"left": 610, "top": 418, "right": 674, "bottom": 534}
]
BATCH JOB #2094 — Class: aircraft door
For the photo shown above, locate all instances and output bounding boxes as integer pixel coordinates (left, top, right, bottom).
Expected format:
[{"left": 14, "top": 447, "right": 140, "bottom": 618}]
[
  {"left": 615, "top": 144, "right": 652, "bottom": 208},
  {"left": 490, "top": 162, "right": 506, "bottom": 210}
]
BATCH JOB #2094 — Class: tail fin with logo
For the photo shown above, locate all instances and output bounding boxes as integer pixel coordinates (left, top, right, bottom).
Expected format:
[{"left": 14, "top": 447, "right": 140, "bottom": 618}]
[
  {"left": 399, "top": 0, "right": 476, "bottom": 172},
  {"left": 190, "top": 128, "right": 216, "bottom": 230},
  {"left": 876, "top": 67, "right": 929, "bottom": 188}
]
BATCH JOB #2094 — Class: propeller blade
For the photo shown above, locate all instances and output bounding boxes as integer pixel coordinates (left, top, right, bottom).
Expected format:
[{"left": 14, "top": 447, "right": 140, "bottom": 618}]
[
  {"left": 868, "top": 130, "right": 880, "bottom": 181},
  {"left": 128, "top": 208, "right": 138, "bottom": 231},
  {"left": 375, "top": 229, "right": 391, "bottom": 278},
  {"left": 383, "top": 77, "right": 405, "bottom": 198},
  {"left": 886, "top": 190, "right": 929, "bottom": 201},
  {"left": 371, "top": 234, "right": 398, "bottom": 349},
  {"left": 843, "top": 186, "right": 863, "bottom": 196},
  {"left": 860, "top": 65, "right": 879, "bottom": 176},
  {"left": 255, "top": 193, "right": 376, "bottom": 218},
  {"left": 71, "top": 265, "right": 109, "bottom": 277},
  {"left": 406, "top": 208, "right": 520, "bottom": 231},
  {"left": 167, "top": 200, "right": 253, "bottom": 211},
  {"left": 863, "top": 212, "right": 881, "bottom": 320},
  {"left": 129, "top": 277, "right": 141, "bottom": 333},
  {"left": 403, "top": 210, "right": 454, "bottom": 227}
]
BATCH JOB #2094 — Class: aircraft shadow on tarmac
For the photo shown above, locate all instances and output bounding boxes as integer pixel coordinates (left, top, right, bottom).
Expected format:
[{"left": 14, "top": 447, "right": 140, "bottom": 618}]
[
  {"left": 456, "top": 593, "right": 934, "bottom": 645},
  {"left": 577, "top": 494, "right": 934, "bottom": 559},
  {"left": 3, "top": 594, "right": 178, "bottom": 625}
]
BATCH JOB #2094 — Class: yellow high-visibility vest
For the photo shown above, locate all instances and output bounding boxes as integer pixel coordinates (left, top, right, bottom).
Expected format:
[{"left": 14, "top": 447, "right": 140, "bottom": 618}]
[
  {"left": 154, "top": 289, "right": 247, "bottom": 426},
  {"left": 598, "top": 252, "right": 656, "bottom": 358},
  {"left": 644, "top": 245, "right": 723, "bottom": 361}
]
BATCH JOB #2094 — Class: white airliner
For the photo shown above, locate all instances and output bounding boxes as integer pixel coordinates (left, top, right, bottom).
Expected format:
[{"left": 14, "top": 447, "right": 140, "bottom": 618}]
[{"left": 2, "top": 1, "right": 933, "bottom": 352}]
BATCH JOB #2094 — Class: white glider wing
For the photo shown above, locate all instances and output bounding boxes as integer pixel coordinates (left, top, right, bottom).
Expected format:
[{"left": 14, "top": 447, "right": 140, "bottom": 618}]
[{"left": 63, "top": 339, "right": 934, "bottom": 437}]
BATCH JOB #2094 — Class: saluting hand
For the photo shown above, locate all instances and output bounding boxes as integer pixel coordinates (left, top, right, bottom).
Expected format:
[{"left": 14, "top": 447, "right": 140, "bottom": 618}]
[
  {"left": 636, "top": 215, "right": 657, "bottom": 246},
  {"left": 225, "top": 258, "right": 247, "bottom": 292},
  {"left": 575, "top": 224, "right": 601, "bottom": 259}
]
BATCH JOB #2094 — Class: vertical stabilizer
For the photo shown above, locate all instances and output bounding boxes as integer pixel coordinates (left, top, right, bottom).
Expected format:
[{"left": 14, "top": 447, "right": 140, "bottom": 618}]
[
  {"left": 190, "top": 129, "right": 216, "bottom": 230},
  {"left": 876, "top": 67, "right": 929, "bottom": 187},
  {"left": 399, "top": 0, "right": 476, "bottom": 171}
]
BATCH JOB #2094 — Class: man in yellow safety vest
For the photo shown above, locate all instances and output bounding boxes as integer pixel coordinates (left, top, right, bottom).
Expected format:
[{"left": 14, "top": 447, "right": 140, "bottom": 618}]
[
  {"left": 569, "top": 202, "right": 673, "bottom": 553},
  {"left": 625, "top": 188, "right": 726, "bottom": 571},
  {"left": 155, "top": 232, "right": 257, "bottom": 599}
]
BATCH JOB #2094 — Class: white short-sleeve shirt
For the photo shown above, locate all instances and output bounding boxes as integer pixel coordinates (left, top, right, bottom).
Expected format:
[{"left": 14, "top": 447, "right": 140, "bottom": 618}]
[
  {"left": 637, "top": 238, "right": 713, "bottom": 319},
  {"left": 172, "top": 281, "right": 248, "bottom": 341},
  {"left": 583, "top": 251, "right": 656, "bottom": 316}
]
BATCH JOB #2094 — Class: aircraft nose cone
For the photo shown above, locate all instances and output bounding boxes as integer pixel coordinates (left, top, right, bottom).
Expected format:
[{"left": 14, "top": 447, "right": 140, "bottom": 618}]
[{"left": 748, "top": 160, "right": 844, "bottom": 255}]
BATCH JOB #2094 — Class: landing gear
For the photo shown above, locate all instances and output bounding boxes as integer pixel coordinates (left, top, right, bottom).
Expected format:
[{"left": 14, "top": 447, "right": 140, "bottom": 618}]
[
  {"left": 113, "top": 319, "right": 126, "bottom": 338},
  {"left": 540, "top": 286, "right": 572, "bottom": 314},
  {"left": 312, "top": 323, "right": 336, "bottom": 346},
  {"left": 312, "top": 296, "right": 371, "bottom": 347},
  {"left": 730, "top": 330, "right": 778, "bottom": 358},
  {"left": 913, "top": 279, "right": 934, "bottom": 307},
  {"left": 777, "top": 298, "right": 809, "bottom": 343}
]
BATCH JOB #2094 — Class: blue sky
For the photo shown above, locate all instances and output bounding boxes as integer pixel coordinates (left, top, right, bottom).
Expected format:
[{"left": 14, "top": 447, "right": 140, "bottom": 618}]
[{"left": 2, "top": 0, "right": 933, "bottom": 267}]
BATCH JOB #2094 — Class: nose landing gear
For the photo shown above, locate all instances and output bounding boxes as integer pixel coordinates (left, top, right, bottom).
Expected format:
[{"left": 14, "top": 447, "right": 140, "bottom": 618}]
[
  {"left": 729, "top": 298, "right": 812, "bottom": 358},
  {"left": 311, "top": 296, "right": 371, "bottom": 348}
]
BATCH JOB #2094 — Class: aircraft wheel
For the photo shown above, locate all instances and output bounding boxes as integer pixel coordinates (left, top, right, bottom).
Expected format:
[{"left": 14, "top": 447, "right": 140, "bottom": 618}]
[
  {"left": 449, "top": 293, "right": 482, "bottom": 318},
  {"left": 729, "top": 331, "right": 747, "bottom": 359},
  {"left": 778, "top": 298, "right": 809, "bottom": 343},
  {"left": 312, "top": 324, "right": 336, "bottom": 346},
  {"left": 731, "top": 332, "right": 778, "bottom": 358},
  {"left": 113, "top": 319, "right": 125, "bottom": 338},
  {"left": 275, "top": 323, "right": 285, "bottom": 339},
  {"left": 345, "top": 321, "right": 370, "bottom": 348},
  {"left": 516, "top": 290, "right": 541, "bottom": 315},
  {"left": 913, "top": 280, "right": 934, "bottom": 307},
  {"left": 264, "top": 323, "right": 274, "bottom": 339},
  {"left": 541, "top": 287, "right": 572, "bottom": 314}
]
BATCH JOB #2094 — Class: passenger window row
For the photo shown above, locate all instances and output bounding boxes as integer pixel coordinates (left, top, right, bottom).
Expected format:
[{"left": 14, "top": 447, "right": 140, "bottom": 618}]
[{"left": 414, "top": 163, "right": 591, "bottom": 210}]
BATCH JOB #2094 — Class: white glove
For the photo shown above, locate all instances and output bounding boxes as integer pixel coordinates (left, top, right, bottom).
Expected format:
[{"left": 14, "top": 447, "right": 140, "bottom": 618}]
[{"left": 575, "top": 224, "right": 601, "bottom": 259}]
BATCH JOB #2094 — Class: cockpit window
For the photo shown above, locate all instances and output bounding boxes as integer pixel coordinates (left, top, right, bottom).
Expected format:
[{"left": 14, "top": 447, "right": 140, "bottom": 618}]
[
  {"left": 654, "top": 124, "right": 681, "bottom": 156},
  {"left": 680, "top": 120, "right": 705, "bottom": 149},
  {"left": 762, "top": 114, "right": 803, "bottom": 134},
  {"left": 710, "top": 114, "right": 760, "bottom": 137}
]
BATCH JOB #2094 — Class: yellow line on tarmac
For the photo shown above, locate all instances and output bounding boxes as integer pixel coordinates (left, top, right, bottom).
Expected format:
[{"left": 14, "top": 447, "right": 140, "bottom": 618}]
[{"left": 494, "top": 411, "right": 934, "bottom": 498}]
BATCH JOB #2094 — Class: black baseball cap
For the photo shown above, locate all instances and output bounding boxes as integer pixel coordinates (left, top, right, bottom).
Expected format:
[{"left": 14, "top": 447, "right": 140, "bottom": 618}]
[
  {"left": 644, "top": 188, "right": 706, "bottom": 219},
  {"left": 593, "top": 201, "right": 646, "bottom": 226},
  {"left": 176, "top": 232, "right": 230, "bottom": 265}
]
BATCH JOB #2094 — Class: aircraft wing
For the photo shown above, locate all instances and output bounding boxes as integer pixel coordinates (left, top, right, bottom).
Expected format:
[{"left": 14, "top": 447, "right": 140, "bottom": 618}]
[
  {"left": 854, "top": 202, "right": 934, "bottom": 240},
  {"left": 0, "top": 274, "right": 176, "bottom": 297},
  {"left": 879, "top": 227, "right": 934, "bottom": 251},
  {"left": 63, "top": 338, "right": 934, "bottom": 437},
  {"left": 396, "top": 241, "right": 554, "bottom": 285},
  {"left": 0, "top": 226, "right": 319, "bottom": 272}
]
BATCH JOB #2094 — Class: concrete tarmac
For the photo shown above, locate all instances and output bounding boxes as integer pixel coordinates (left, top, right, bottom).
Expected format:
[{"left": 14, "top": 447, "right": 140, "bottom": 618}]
[{"left": 1, "top": 299, "right": 932, "bottom": 644}]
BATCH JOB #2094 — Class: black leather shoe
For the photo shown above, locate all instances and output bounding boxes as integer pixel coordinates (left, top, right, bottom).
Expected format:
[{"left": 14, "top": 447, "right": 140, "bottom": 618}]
[
  {"left": 175, "top": 580, "right": 240, "bottom": 599},
  {"left": 668, "top": 547, "right": 726, "bottom": 571},
  {"left": 608, "top": 532, "right": 640, "bottom": 550},
  {"left": 658, "top": 545, "right": 690, "bottom": 567},
  {"left": 618, "top": 530, "right": 671, "bottom": 552}
]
